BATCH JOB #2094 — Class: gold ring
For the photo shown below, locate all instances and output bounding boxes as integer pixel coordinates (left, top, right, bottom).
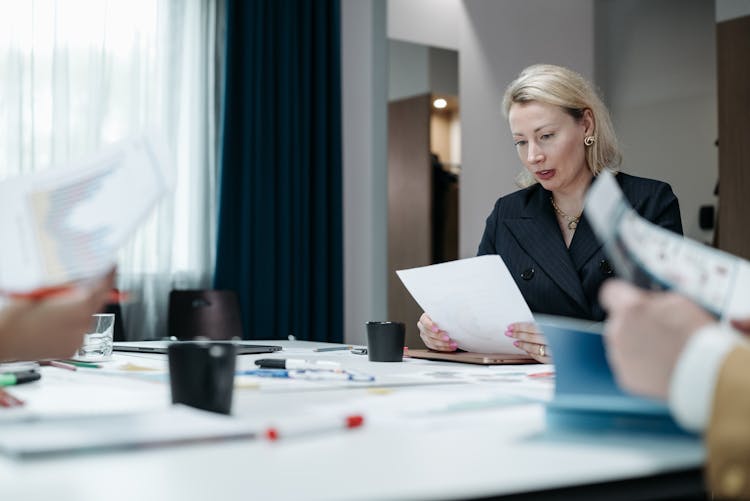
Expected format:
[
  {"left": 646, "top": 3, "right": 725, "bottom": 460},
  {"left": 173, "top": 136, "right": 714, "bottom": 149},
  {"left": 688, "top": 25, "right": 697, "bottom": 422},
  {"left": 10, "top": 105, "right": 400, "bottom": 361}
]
[{"left": 539, "top": 345, "right": 546, "bottom": 357}]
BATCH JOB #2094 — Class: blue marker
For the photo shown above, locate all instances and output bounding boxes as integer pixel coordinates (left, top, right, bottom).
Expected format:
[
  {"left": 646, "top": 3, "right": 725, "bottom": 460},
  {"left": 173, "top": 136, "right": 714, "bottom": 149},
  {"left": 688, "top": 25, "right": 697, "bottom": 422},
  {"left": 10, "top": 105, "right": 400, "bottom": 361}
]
[{"left": 237, "top": 368, "right": 374, "bottom": 382}]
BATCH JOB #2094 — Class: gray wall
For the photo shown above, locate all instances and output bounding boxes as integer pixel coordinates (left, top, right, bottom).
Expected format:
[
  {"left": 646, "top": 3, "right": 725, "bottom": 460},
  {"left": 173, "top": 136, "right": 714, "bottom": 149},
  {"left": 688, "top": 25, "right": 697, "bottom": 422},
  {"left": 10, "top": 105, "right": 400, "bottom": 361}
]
[
  {"left": 341, "top": 0, "right": 388, "bottom": 345},
  {"left": 716, "top": 0, "right": 750, "bottom": 21},
  {"left": 388, "top": 40, "right": 429, "bottom": 101},
  {"left": 458, "top": 0, "right": 595, "bottom": 257},
  {"left": 389, "top": 41, "right": 458, "bottom": 101},
  {"left": 595, "top": 0, "right": 717, "bottom": 242},
  {"left": 388, "top": 0, "right": 460, "bottom": 50}
]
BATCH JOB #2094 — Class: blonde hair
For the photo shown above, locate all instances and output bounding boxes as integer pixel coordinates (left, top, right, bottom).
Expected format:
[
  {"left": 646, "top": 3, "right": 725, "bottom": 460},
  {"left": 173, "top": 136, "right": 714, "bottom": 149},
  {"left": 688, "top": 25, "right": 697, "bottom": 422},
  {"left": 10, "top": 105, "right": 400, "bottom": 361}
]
[{"left": 502, "top": 64, "right": 621, "bottom": 187}]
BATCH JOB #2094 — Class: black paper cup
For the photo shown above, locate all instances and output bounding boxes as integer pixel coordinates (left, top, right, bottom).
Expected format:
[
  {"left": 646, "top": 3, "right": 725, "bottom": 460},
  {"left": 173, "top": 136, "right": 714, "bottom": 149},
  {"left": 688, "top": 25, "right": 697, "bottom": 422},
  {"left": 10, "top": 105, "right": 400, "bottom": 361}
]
[
  {"left": 168, "top": 342, "right": 237, "bottom": 414},
  {"left": 366, "top": 322, "right": 405, "bottom": 362}
]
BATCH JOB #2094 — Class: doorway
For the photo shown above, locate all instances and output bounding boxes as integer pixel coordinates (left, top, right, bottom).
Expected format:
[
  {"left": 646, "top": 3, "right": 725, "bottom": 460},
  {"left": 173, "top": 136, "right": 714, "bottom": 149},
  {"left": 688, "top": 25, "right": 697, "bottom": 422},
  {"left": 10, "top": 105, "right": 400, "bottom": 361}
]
[{"left": 387, "top": 41, "right": 460, "bottom": 348}]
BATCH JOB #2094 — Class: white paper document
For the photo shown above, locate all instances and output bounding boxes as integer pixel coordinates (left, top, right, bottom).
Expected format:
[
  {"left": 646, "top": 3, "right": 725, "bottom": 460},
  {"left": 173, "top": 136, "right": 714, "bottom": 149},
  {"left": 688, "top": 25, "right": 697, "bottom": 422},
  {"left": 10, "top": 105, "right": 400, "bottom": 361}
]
[
  {"left": 0, "top": 405, "right": 256, "bottom": 458},
  {"left": 396, "top": 255, "right": 534, "bottom": 353},
  {"left": 586, "top": 170, "right": 750, "bottom": 319},
  {"left": 0, "top": 135, "right": 173, "bottom": 293}
]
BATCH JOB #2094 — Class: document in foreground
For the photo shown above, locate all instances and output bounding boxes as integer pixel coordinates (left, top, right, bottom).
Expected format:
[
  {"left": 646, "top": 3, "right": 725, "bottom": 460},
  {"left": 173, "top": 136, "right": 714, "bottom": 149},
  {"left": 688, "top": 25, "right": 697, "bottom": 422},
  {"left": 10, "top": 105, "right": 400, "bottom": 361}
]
[
  {"left": 585, "top": 171, "right": 750, "bottom": 320},
  {"left": 539, "top": 315, "right": 688, "bottom": 435},
  {"left": 0, "top": 405, "right": 256, "bottom": 458},
  {"left": 396, "top": 255, "right": 533, "bottom": 353},
  {"left": 0, "top": 135, "right": 173, "bottom": 293}
]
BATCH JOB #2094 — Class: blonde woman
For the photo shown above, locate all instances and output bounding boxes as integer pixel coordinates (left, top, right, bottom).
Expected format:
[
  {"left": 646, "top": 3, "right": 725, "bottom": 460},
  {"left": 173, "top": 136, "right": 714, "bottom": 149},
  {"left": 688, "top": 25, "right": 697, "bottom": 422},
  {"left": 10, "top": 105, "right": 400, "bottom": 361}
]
[{"left": 418, "top": 64, "right": 682, "bottom": 362}]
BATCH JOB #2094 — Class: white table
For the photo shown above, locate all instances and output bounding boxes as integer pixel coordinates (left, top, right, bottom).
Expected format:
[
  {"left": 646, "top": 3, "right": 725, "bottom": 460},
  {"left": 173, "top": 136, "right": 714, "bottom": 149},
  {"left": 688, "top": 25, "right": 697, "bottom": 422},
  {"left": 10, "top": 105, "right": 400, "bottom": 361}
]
[{"left": 0, "top": 341, "right": 705, "bottom": 500}]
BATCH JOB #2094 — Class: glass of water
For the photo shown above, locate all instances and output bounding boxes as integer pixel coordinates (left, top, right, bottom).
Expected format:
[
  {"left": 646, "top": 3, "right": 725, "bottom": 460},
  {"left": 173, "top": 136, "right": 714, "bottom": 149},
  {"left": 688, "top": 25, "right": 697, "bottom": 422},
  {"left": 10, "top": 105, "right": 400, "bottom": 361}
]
[{"left": 73, "top": 313, "right": 115, "bottom": 361}]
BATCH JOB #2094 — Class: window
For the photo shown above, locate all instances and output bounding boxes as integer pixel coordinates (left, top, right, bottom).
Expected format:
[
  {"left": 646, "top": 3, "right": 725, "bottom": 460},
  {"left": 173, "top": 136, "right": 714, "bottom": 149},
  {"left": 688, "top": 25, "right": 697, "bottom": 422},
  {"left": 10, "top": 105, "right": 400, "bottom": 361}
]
[{"left": 0, "top": 0, "right": 220, "bottom": 339}]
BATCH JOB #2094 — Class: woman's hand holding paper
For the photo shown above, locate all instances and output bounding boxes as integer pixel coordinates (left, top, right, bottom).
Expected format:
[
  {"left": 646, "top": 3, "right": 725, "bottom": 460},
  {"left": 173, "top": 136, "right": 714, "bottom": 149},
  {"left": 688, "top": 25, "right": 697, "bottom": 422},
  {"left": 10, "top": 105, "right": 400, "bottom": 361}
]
[
  {"left": 505, "top": 322, "right": 551, "bottom": 363},
  {"left": 417, "top": 313, "right": 457, "bottom": 352}
]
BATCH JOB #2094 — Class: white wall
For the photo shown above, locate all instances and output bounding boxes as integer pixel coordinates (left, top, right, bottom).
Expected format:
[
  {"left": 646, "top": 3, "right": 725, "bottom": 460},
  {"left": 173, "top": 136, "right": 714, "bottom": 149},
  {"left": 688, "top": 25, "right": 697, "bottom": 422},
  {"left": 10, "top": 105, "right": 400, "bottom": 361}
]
[
  {"left": 458, "top": 0, "right": 595, "bottom": 257},
  {"left": 341, "top": 0, "right": 388, "bottom": 345},
  {"left": 595, "top": 0, "right": 717, "bottom": 242}
]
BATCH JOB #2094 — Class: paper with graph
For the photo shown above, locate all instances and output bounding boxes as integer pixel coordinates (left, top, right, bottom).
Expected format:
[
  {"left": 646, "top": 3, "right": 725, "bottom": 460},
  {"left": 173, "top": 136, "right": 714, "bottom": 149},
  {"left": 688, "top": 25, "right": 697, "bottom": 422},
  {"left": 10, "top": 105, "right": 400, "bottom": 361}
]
[
  {"left": 0, "top": 135, "right": 173, "bottom": 293},
  {"left": 396, "top": 255, "right": 534, "bottom": 353},
  {"left": 585, "top": 170, "right": 750, "bottom": 320}
]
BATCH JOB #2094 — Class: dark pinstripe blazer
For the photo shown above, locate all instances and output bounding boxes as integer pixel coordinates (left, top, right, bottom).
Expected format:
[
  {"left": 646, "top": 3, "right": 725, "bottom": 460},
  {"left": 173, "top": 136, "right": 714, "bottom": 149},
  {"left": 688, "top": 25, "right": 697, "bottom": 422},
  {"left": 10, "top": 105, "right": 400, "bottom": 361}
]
[{"left": 477, "top": 172, "right": 683, "bottom": 321}]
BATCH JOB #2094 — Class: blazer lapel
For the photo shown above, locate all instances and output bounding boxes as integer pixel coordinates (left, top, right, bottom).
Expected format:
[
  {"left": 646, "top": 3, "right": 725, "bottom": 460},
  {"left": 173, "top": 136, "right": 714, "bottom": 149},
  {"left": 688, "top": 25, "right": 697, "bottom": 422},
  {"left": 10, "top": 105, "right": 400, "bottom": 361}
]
[
  {"left": 569, "top": 171, "right": 626, "bottom": 271},
  {"left": 568, "top": 214, "right": 604, "bottom": 271},
  {"left": 504, "top": 188, "right": 589, "bottom": 312}
]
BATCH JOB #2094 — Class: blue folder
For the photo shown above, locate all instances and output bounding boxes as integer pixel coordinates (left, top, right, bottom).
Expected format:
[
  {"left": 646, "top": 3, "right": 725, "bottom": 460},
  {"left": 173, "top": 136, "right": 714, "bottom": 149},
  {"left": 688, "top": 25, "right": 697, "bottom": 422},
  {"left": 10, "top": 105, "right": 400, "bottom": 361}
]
[{"left": 537, "top": 315, "right": 690, "bottom": 435}]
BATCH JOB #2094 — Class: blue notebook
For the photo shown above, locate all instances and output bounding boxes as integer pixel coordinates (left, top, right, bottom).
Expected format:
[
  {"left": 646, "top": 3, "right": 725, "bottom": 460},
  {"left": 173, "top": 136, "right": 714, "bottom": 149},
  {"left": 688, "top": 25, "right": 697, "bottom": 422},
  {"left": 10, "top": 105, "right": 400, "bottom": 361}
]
[{"left": 537, "top": 315, "right": 689, "bottom": 435}]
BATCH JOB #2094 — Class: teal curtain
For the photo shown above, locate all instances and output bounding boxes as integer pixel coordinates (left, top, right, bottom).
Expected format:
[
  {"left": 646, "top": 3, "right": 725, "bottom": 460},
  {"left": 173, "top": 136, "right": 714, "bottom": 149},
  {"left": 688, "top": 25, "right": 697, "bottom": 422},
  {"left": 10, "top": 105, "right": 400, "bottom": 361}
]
[{"left": 214, "top": 0, "right": 342, "bottom": 342}]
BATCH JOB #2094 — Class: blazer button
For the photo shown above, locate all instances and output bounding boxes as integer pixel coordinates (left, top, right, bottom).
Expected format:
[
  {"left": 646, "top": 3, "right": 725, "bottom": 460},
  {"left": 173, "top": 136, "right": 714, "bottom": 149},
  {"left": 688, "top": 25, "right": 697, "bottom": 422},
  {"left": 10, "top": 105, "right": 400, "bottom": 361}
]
[
  {"left": 521, "top": 268, "right": 535, "bottom": 281},
  {"left": 599, "top": 260, "right": 614, "bottom": 276}
]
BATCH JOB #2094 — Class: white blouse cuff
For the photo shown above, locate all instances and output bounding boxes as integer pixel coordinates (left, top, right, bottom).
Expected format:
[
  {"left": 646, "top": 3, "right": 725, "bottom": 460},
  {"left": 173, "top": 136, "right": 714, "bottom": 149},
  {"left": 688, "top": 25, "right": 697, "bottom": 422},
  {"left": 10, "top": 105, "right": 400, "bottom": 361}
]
[{"left": 668, "top": 324, "right": 739, "bottom": 433}]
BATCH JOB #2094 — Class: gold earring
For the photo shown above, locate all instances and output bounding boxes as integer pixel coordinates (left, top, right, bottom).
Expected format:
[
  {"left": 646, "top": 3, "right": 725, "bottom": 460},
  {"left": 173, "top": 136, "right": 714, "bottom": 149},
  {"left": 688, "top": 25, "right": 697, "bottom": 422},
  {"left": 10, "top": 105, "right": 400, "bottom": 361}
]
[{"left": 584, "top": 136, "right": 596, "bottom": 146}]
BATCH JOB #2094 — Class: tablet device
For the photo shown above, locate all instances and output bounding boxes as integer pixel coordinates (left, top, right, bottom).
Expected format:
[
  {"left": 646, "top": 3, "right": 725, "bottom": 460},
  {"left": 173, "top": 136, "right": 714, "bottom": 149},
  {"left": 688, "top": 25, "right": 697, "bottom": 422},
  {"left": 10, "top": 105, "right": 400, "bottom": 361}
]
[
  {"left": 113, "top": 340, "right": 282, "bottom": 355},
  {"left": 406, "top": 349, "right": 536, "bottom": 365}
]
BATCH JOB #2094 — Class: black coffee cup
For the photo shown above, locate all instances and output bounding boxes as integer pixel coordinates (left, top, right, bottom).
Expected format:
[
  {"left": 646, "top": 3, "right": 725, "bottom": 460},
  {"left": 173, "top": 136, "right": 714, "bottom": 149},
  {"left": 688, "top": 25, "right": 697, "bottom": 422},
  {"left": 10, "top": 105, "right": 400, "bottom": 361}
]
[
  {"left": 168, "top": 342, "right": 237, "bottom": 415},
  {"left": 366, "top": 321, "right": 405, "bottom": 362}
]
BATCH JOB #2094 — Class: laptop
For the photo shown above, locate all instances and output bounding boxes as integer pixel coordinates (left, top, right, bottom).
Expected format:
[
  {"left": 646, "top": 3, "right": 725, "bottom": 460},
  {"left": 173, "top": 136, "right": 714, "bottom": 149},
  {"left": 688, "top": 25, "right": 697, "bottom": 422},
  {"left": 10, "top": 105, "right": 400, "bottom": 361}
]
[{"left": 113, "top": 340, "right": 282, "bottom": 355}]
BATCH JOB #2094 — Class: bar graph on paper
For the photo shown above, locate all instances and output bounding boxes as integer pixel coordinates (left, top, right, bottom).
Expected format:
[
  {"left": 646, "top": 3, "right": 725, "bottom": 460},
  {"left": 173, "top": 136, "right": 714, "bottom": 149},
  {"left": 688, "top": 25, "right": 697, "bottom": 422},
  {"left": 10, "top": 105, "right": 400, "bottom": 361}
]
[{"left": 0, "top": 136, "right": 173, "bottom": 292}]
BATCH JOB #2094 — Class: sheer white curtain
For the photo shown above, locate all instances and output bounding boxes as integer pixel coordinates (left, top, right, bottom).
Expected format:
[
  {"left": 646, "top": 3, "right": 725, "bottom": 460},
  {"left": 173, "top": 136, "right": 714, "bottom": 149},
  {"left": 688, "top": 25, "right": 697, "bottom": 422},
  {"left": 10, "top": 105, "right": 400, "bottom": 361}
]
[{"left": 0, "top": 0, "right": 219, "bottom": 339}]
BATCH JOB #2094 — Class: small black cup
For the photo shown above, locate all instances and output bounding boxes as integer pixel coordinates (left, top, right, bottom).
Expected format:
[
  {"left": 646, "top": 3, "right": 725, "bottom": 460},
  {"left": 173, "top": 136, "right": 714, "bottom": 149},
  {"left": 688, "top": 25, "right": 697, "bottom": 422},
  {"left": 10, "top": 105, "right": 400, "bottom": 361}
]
[
  {"left": 168, "top": 342, "right": 237, "bottom": 415},
  {"left": 366, "top": 321, "right": 405, "bottom": 362}
]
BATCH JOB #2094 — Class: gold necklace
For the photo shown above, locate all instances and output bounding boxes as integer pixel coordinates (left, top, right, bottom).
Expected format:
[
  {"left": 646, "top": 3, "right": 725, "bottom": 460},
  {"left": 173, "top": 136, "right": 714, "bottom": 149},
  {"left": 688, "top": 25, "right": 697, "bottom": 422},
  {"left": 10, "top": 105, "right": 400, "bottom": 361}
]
[{"left": 550, "top": 197, "right": 581, "bottom": 230}]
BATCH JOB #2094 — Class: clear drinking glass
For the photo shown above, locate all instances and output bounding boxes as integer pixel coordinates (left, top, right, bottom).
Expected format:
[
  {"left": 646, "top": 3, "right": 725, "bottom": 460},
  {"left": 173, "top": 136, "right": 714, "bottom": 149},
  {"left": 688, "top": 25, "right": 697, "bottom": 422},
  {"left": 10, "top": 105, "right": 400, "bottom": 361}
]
[{"left": 73, "top": 313, "right": 115, "bottom": 361}]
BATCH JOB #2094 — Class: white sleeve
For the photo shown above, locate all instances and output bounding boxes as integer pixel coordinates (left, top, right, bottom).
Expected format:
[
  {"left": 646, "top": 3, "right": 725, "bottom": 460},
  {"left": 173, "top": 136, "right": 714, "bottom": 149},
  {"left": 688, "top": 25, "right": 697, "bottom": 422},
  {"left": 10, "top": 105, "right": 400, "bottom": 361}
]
[{"left": 668, "top": 324, "right": 741, "bottom": 433}]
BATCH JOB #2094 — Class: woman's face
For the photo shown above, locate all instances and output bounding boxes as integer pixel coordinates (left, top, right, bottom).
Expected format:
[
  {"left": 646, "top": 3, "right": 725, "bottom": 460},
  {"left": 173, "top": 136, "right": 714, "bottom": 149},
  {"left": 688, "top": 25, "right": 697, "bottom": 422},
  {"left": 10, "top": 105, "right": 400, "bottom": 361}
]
[{"left": 508, "top": 101, "right": 593, "bottom": 193}]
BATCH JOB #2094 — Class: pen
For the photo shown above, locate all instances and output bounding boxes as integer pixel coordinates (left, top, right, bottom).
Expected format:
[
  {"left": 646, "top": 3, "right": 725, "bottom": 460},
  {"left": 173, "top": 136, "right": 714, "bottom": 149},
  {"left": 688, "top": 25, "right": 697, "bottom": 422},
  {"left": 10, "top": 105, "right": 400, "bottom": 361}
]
[
  {"left": 265, "top": 414, "right": 364, "bottom": 441},
  {"left": 0, "top": 388, "right": 25, "bottom": 407},
  {"left": 238, "top": 369, "right": 350, "bottom": 380},
  {"left": 6, "top": 287, "right": 130, "bottom": 303},
  {"left": 40, "top": 360, "right": 78, "bottom": 371},
  {"left": 237, "top": 369, "right": 374, "bottom": 382},
  {"left": 0, "top": 370, "right": 41, "bottom": 386},
  {"left": 237, "top": 369, "right": 291, "bottom": 378},
  {"left": 60, "top": 360, "right": 102, "bottom": 369},
  {"left": 313, "top": 345, "right": 353, "bottom": 352},
  {"left": 255, "top": 358, "right": 341, "bottom": 370}
]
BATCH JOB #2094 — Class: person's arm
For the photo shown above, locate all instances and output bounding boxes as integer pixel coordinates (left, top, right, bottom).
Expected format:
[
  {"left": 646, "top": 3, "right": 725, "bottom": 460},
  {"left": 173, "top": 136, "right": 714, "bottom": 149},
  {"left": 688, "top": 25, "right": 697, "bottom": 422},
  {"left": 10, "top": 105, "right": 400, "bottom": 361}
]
[
  {"left": 644, "top": 182, "right": 683, "bottom": 235},
  {"left": 626, "top": 180, "right": 682, "bottom": 235},
  {"left": 476, "top": 199, "right": 501, "bottom": 256},
  {"left": 668, "top": 324, "right": 738, "bottom": 432},
  {"left": 705, "top": 345, "right": 750, "bottom": 499},
  {"left": 0, "top": 271, "right": 115, "bottom": 361}
]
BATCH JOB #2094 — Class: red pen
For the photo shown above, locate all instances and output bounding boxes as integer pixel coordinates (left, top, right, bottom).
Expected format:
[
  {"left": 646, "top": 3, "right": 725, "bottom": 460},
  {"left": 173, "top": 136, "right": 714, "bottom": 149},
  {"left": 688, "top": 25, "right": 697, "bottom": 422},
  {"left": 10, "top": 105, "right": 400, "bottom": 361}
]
[
  {"left": 6, "top": 287, "right": 129, "bottom": 303},
  {"left": 0, "top": 388, "right": 25, "bottom": 408},
  {"left": 265, "top": 415, "right": 364, "bottom": 441},
  {"left": 40, "top": 360, "right": 78, "bottom": 371}
]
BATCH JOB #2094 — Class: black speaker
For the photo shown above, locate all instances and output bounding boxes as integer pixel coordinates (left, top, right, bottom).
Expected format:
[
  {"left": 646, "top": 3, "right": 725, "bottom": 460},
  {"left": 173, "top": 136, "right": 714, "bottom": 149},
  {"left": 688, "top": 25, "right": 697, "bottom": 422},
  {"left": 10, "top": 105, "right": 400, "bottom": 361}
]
[{"left": 699, "top": 205, "right": 715, "bottom": 230}]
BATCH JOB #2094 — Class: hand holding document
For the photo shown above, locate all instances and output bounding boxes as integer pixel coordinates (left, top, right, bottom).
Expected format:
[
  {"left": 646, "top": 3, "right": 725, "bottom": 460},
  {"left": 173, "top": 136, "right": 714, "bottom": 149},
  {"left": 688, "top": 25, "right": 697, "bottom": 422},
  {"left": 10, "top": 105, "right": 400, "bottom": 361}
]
[
  {"left": 585, "top": 171, "right": 750, "bottom": 320},
  {"left": 396, "top": 255, "right": 533, "bottom": 354},
  {"left": 0, "top": 135, "right": 173, "bottom": 295}
]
